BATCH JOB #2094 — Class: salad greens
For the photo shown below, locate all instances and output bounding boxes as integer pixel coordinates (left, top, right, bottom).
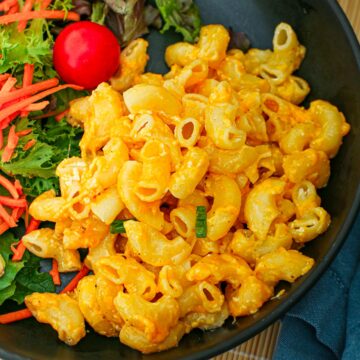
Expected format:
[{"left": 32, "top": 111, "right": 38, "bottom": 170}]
[
  {"left": 155, "top": 0, "right": 201, "bottom": 42},
  {"left": 104, "top": 0, "right": 162, "bottom": 46},
  {"left": 0, "top": 232, "right": 54, "bottom": 305},
  {"left": 73, "top": 0, "right": 201, "bottom": 46},
  {"left": 0, "top": 112, "right": 83, "bottom": 197}
]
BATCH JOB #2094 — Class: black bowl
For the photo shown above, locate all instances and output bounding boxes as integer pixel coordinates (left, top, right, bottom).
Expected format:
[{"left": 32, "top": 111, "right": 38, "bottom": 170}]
[{"left": 1, "top": 0, "right": 360, "bottom": 359}]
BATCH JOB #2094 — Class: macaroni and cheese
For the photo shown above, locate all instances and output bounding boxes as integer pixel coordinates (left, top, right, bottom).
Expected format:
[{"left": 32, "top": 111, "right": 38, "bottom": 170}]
[{"left": 23, "top": 23, "right": 350, "bottom": 353}]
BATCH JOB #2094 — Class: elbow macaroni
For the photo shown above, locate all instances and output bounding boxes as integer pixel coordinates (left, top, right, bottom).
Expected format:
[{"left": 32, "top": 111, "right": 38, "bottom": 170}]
[{"left": 24, "top": 23, "right": 350, "bottom": 353}]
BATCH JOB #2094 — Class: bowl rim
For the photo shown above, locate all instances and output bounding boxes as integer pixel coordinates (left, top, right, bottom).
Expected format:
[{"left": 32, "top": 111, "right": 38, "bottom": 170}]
[
  {"left": 0, "top": 1, "right": 359, "bottom": 360},
  {"left": 188, "top": 1, "right": 360, "bottom": 358}
]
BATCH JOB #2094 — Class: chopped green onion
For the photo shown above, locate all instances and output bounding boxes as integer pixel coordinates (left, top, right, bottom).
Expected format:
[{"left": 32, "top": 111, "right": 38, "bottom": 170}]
[
  {"left": 110, "top": 219, "right": 136, "bottom": 234},
  {"left": 196, "top": 206, "right": 207, "bottom": 238}
]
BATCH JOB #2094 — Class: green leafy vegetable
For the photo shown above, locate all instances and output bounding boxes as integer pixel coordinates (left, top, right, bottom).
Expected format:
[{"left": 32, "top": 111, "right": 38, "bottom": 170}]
[
  {"left": 0, "top": 233, "right": 25, "bottom": 294},
  {"left": 195, "top": 205, "right": 207, "bottom": 238},
  {"left": 0, "top": 284, "right": 16, "bottom": 306},
  {"left": 91, "top": 0, "right": 108, "bottom": 24},
  {"left": 11, "top": 251, "right": 55, "bottom": 304},
  {"left": 0, "top": 232, "right": 55, "bottom": 305},
  {"left": 155, "top": 0, "right": 201, "bottom": 42},
  {"left": 110, "top": 219, "right": 136, "bottom": 234},
  {"left": 104, "top": 0, "right": 161, "bottom": 46},
  {"left": 0, "top": 104, "right": 84, "bottom": 197},
  {"left": 0, "top": 22, "right": 55, "bottom": 82}
]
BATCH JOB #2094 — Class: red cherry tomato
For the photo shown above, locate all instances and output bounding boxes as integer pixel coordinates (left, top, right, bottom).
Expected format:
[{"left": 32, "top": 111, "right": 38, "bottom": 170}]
[{"left": 53, "top": 21, "right": 121, "bottom": 90}]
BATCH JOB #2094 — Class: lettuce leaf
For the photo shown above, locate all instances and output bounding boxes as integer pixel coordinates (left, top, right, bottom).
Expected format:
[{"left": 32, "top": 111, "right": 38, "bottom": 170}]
[
  {"left": 0, "top": 105, "right": 83, "bottom": 197},
  {"left": 0, "top": 21, "right": 55, "bottom": 83},
  {"left": 155, "top": 0, "right": 201, "bottom": 42},
  {"left": 11, "top": 251, "right": 55, "bottom": 304},
  {"left": 91, "top": 0, "right": 108, "bottom": 24},
  {"left": 104, "top": 0, "right": 161, "bottom": 46},
  {"left": 0, "top": 233, "right": 25, "bottom": 295},
  {"left": 0, "top": 232, "right": 55, "bottom": 305}
]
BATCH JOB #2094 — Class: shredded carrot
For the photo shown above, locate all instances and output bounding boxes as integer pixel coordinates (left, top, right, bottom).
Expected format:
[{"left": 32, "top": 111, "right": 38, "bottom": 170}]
[
  {"left": 0, "top": 174, "right": 19, "bottom": 199},
  {"left": 0, "top": 264, "right": 89, "bottom": 324},
  {"left": 40, "top": 0, "right": 52, "bottom": 10},
  {"left": 32, "top": 110, "right": 59, "bottom": 119},
  {"left": 0, "top": 111, "right": 21, "bottom": 130},
  {"left": 0, "top": 221, "right": 9, "bottom": 235},
  {"left": 26, "top": 218, "right": 40, "bottom": 233},
  {"left": 0, "top": 309, "right": 32, "bottom": 324},
  {"left": 49, "top": 259, "right": 61, "bottom": 285},
  {"left": 8, "top": 4, "right": 20, "bottom": 14},
  {"left": 24, "top": 100, "right": 49, "bottom": 111},
  {"left": 20, "top": 63, "right": 35, "bottom": 117},
  {"left": 55, "top": 108, "right": 69, "bottom": 122},
  {"left": 0, "top": 78, "right": 59, "bottom": 105},
  {"left": 23, "top": 138, "right": 36, "bottom": 151},
  {"left": 0, "top": 0, "right": 18, "bottom": 12},
  {"left": 2, "top": 125, "right": 19, "bottom": 162},
  {"left": 0, "top": 203, "right": 16, "bottom": 227},
  {"left": 0, "top": 84, "right": 83, "bottom": 124},
  {"left": 61, "top": 265, "right": 90, "bottom": 293},
  {"left": 16, "top": 129, "right": 32, "bottom": 137},
  {"left": 23, "top": 64, "right": 35, "bottom": 88},
  {"left": 14, "top": 179, "right": 23, "bottom": 195},
  {"left": 18, "top": 0, "right": 34, "bottom": 31},
  {"left": 0, "top": 129, "right": 3, "bottom": 150},
  {"left": 0, "top": 74, "right": 11, "bottom": 82},
  {"left": 0, "top": 196, "right": 27, "bottom": 207},
  {"left": 11, "top": 206, "right": 25, "bottom": 222},
  {"left": 0, "top": 77, "right": 17, "bottom": 94},
  {"left": 0, "top": 10, "right": 80, "bottom": 25},
  {"left": 12, "top": 218, "right": 40, "bottom": 261}
]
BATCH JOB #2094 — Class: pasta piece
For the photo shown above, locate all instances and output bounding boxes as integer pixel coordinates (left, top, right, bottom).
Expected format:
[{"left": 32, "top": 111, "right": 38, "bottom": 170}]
[
  {"left": 309, "top": 100, "right": 350, "bottom": 158},
  {"left": 175, "top": 117, "right": 202, "bottom": 148},
  {"left": 181, "top": 93, "right": 208, "bottom": 122},
  {"left": 170, "top": 206, "right": 196, "bottom": 238},
  {"left": 25, "top": 293, "right": 86, "bottom": 346},
  {"left": 120, "top": 322, "right": 186, "bottom": 354},
  {"left": 63, "top": 215, "right": 109, "bottom": 250},
  {"left": 169, "top": 147, "right": 209, "bottom": 200},
  {"left": 56, "top": 157, "right": 88, "bottom": 200},
  {"left": 95, "top": 275, "right": 124, "bottom": 329},
  {"left": 114, "top": 292, "right": 180, "bottom": 343},
  {"left": 283, "top": 149, "right": 330, "bottom": 188},
  {"left": 79, "top": 83, "right": 127, "bottom": 156},
  {"left": 123, "top": 84, "right": 182, "bottom": 116},
  {"left": 29, "top": 190, "right": 66, "bottom": 222},
  {"left": 289, "top": 207, "right": 330, "bottom": 243},
  {"left": 205, "top": 174, "right": 241, "bottom": 241},
  {"left": 165, "top": 42, "right": 199, "bottom": 67},
  {"left": 118, "top": 161, "right": 164, "bottom": 230},
  {"left": 94, "top": 254, "right": 157, "bottom": 301},
  {"left": 244, "top": 178, "right": 286, "bottom": 240},
  {"left": 255, "top": 247, "right": 314, "bottom": 286},
  {"left": 111, "top": 39, "right": 149, "bottom": 92},
  {"left": 90, "top": 186, "right": 124, "bottom": 225},
  {"left": 22, "top": 228, "right": 81, "bottom": 272},
  {"left": 84, "top": 233, "right": 117, "bottom": 270},
  {"left": 130, "top": 112, "right": 182, "bottom": 171},
  {"left": 183, "top": 303, "right": 229, "bottom": 331},
  {"left": 186, "top": 253, "right": 252, "bottom": 287},
  {"left": 134, "top": 140, "right": 171, "bottom": 202},
  {"left": 226, "top": 276, "right": 273, "bottom": 316},
  {"left": 124, "top": 220, "right": 193, "bottom": 266},
  {"left": 77, "top": 275, "right": 118, "bottom": 337},
  {"left": 197, "top": 24, "right": 230, "bottom": 68},
  {"left": 178, "top": 281, "right": 224, "bottom": 317}
]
